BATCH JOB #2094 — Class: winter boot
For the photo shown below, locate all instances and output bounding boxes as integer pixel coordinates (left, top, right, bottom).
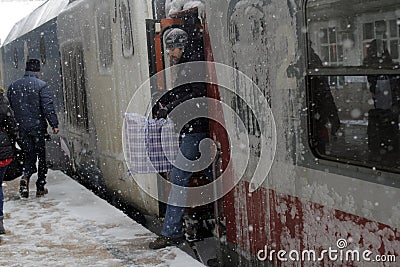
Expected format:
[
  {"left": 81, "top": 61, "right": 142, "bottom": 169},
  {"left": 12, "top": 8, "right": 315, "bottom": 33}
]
[
  {"left": 36, "top": 188, "right": 48, "bottom": 197},
  {"left": 19, "top": 176, "right": 29, "bottom": 198},
  {"left": 148, "top": 235, "right": 184, "bottom": 249},
  {"left": 0, "top": 216, "right": 5, "bottom": 234}
]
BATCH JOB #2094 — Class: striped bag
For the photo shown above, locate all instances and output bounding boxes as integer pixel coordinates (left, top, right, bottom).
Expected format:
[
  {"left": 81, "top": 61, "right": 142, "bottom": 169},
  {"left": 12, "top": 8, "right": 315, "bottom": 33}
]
[{"left": 124, "top": 113, "right": 179, "bottom": 174}]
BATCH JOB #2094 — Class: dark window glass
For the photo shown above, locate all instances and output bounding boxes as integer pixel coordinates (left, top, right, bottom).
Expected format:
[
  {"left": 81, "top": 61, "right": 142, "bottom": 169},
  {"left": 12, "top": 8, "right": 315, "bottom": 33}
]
[
  {"left": 320, "top": 46, "right": 329, "bottom": 63},
  {"left": 329, "top": 27, "right": 336, "bottom": 44},
  {"left": 330, "top": 44, "right": 337, "bottom": 62},
  {"left": 96, "top": 0, "right": 113, "bottom": 72},
  {"left": 40, "top": 35, "right": 46, "bottom": 64},
  {"left": 364, "top": 23, "right": 374, "bottom": 40},
  {"left": 391, "top": 40, "right": 399, "bottom": 59},
  {"left": 13, "top": 48, "right": 18, "bottom": 69},
  {"left": 306, "top": 0, "right": 400, "bottom": 173},
  {"left": 61, "top": 44, "right": 89, "bottom": 132},
  {"left": 320, "top": 28, "right": 328, "bottom": 44},
  {"left": 390, "top": 20, "right": 397, "bottom": 38},
  {"left": 119, "top": 0, "right": 134, "bottom": 57},
  {"left": 338, "top": 44, "right": 343, "bottom": 62},
  {"left": 398, "top": 22, "right": 400, "bottom": 37},
  {"left": 375, "top": 20, "right": 387, "bottom": 39}
]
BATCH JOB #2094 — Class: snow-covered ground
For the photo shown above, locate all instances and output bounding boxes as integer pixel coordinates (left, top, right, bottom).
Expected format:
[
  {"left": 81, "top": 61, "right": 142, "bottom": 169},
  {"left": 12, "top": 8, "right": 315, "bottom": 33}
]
[{"left": 0, "top": 170, "right": 205, "bottom": 267}]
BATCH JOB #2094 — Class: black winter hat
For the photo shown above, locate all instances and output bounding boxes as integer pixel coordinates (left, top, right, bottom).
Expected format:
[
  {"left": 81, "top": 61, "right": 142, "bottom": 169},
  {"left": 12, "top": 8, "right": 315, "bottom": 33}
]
[
  {"left": 165, "top": 28, "right": 188, "bottom": 49},
  {"left": 25, "top": 59, "right": 41, "bottom": 72}
]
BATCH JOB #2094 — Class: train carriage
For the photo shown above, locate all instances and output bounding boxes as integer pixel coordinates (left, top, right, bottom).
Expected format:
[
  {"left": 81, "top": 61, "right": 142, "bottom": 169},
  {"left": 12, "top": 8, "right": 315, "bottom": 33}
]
[
  {"left": 1, "top": 0, "right": 70, "bottom": 171},
  {"left": 56, "top": 0, "right": 159, "bottom": 214},
  {"left": 205, "top": 0, "right": 400, "bottom": 265}
]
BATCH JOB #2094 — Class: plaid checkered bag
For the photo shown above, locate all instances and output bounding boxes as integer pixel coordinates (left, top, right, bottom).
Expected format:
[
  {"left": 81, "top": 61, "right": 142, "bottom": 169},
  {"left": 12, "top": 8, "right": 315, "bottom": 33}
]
[
  {"left": 124, "top": 113, "right": 179, "bottom": 174},
  {"left": 147, "top": 118, "right": 179, "bottom": 172}
]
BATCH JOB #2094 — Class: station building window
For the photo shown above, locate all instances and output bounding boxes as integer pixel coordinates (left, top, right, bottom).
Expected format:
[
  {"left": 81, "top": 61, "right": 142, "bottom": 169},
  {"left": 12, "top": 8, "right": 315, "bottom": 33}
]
[
  {"left": 61, "top": 43, "right": 89, "bottom": 132},
  {"left": 95, "top": 0, "right": 113, "bottom": 73},
  {"left": 306, "top": 0, "right": 400, "bottom": 173}
]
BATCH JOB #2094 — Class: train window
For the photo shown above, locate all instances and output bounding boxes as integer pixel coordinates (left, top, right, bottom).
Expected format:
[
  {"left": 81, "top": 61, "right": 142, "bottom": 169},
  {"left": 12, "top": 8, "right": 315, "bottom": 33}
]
[
  {"left": 95, "top": 0, "right": 113, "bottom": 73},
  {"left": 306, "top": 0, "right": 400, "bottom": 172},
  {"left": 61, "top": 43, "right": 89, "bottom": 132},
  {"left": 13, "top": 47, "right": 18, "bottom": 69},
  {"left": 119, "top": 0, "right": 134, "bottom": 57},
  {"left": 24, "top": 41, "right": 29, "bottom": 64},
  {"left": 40, "top": 34, "right": 46, "bottom": 64}
]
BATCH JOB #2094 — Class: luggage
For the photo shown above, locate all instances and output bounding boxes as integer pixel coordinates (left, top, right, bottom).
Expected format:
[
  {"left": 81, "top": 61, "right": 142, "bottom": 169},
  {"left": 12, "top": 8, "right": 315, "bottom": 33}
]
[
  {"left": 124, "top": 113, "right": 179, "bottom": 174},
  {"left": 367, "top": 109, "right": 399, "bottom": 153}
]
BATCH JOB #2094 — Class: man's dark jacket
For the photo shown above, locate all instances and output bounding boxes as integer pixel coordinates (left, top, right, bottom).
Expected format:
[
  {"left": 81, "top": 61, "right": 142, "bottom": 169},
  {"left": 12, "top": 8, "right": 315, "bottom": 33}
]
[
  {"left": 7, "top": 71, "right": 58, "bottom": 133},
  {"left": 159, "top": 45, "right": 209, "bottom": 134}
]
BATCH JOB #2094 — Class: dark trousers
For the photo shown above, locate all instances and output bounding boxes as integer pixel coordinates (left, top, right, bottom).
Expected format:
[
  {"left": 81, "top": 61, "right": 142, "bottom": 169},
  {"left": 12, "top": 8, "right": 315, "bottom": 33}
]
[{"left": 19, "top": 130, "right": 47, "bottom": 189}]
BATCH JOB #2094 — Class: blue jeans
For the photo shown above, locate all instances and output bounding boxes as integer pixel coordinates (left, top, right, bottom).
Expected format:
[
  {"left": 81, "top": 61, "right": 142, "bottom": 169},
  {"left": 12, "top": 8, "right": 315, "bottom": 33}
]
[
  {"left": 161, "top": 132, "right": 212, "bottom": 238},
  {"left": 0, "top": 166, "right": 9, "bottom": 217}
]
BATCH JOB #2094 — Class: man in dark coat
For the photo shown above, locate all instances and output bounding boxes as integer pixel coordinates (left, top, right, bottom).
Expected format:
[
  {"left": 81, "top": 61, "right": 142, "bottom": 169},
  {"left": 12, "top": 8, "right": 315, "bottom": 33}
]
[
  {"left": 149, "top": 28, "right": 211, "bottom": 249},
  {"left": 363, "top": 39, "right": 400, "bottom": 155},
  {"left": 7, "top": 59, "right": 59, "bottom": 198},
  {"left": 308, "top": 45, "right": 340, "bottom": 154}
]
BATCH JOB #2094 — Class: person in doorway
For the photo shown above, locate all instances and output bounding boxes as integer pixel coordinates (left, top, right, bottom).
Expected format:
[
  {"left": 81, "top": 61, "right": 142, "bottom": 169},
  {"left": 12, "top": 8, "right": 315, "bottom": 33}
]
[
  {"left": 149, "top": 28, "right": 212, "bottom": 249},
  {"left": 308, "top": 43, "right": 341, "bottom": 154},
  {"left": 363, "top": 39, "right": 400, "bottom": 155},
  {"left": 0, "top": 85, "right": 18, "bottom": 234},
  {"left": 7, "top": 59, "right": 59, "bottom": 198},
  {"left": 363, "top": 39, "right": 400, "bottom": 109}
]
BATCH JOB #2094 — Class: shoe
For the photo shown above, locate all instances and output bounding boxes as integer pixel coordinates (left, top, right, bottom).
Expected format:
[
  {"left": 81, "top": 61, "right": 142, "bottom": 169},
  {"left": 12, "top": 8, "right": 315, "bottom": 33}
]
[
  {"left": 0, "top": 216, "right": 5, "bottom": 235},
  {"left": 149, "top": 235, "right": 184, "bottom": 249},
  {"left": 19, "top": 177, "right": 29, "bottom": 198},
  {"left": 36, "top": 188, "right": 48, "bottom": 197}
]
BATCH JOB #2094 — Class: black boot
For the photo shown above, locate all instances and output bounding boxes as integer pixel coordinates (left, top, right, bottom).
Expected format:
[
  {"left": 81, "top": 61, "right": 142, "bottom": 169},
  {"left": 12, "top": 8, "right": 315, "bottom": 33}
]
[
  {"left": 149, "top": 235, "right": 184, "bottom": 249},
  {"left": 0, "top": 216, "right": 5, "bottom": 234},
  {"left": 36, "top": 188, "right": 48, "bottom": 197},
  {"left": 19, "top": 176, "right": 29, "bottom": 198}
]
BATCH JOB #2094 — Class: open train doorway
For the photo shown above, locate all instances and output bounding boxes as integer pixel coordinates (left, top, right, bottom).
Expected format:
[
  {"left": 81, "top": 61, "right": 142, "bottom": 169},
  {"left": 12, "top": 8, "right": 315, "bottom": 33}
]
[{"left": 146, "top": 7, "right": 222, "bottom": 266}]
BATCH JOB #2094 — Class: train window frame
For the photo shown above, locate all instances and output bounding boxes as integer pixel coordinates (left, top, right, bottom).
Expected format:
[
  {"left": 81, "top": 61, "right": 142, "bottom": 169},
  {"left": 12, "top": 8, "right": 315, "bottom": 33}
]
[
  {"left": 361, "top": 18, "right": 400, "bottom": 62},
  {"left": 61, "top": 42, "right": 89, "bottom": 132},
  {"left": 95, "top": 0, "right": 113, "bottom": 74},
  {"left": 305, "top": 0, "right": 400, "bottom": 174},
  {"left": 119, "top": 0, "right": 134, "bottom": 57}
]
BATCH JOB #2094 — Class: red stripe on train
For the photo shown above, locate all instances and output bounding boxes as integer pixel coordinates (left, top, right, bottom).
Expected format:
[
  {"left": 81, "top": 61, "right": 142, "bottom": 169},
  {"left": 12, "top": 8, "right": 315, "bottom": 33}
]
[{"left": 224, "top": 181, "right": 399, "bottom": 265}]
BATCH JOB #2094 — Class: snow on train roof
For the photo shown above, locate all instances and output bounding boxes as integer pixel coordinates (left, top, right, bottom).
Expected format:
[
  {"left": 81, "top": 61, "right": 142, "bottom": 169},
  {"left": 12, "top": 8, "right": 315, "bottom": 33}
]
[
  {"left": 3, "top": 0, "right": 69, "bottom": 46},
  {"left": 165, "top": 0, "right": 205, "bottom": 17}
]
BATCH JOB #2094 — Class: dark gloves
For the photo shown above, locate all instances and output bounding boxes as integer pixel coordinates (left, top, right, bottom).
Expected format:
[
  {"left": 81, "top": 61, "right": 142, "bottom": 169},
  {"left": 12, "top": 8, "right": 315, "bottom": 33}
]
[{"left": 156, "top": 107, "right": 168, "bottom": 119}]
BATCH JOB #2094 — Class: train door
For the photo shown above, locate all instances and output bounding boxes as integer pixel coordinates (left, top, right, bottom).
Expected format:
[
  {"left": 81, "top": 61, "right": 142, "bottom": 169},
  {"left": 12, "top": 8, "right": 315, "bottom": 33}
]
[{"left": 146, "top": 8, "right": 224, "bottom": 265}]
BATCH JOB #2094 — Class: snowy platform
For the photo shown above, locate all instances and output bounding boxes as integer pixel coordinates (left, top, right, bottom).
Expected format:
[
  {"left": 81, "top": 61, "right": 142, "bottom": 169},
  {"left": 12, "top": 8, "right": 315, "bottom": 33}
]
[{"left": 0, "top": 171, "right": 205, "bottom": 267}]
